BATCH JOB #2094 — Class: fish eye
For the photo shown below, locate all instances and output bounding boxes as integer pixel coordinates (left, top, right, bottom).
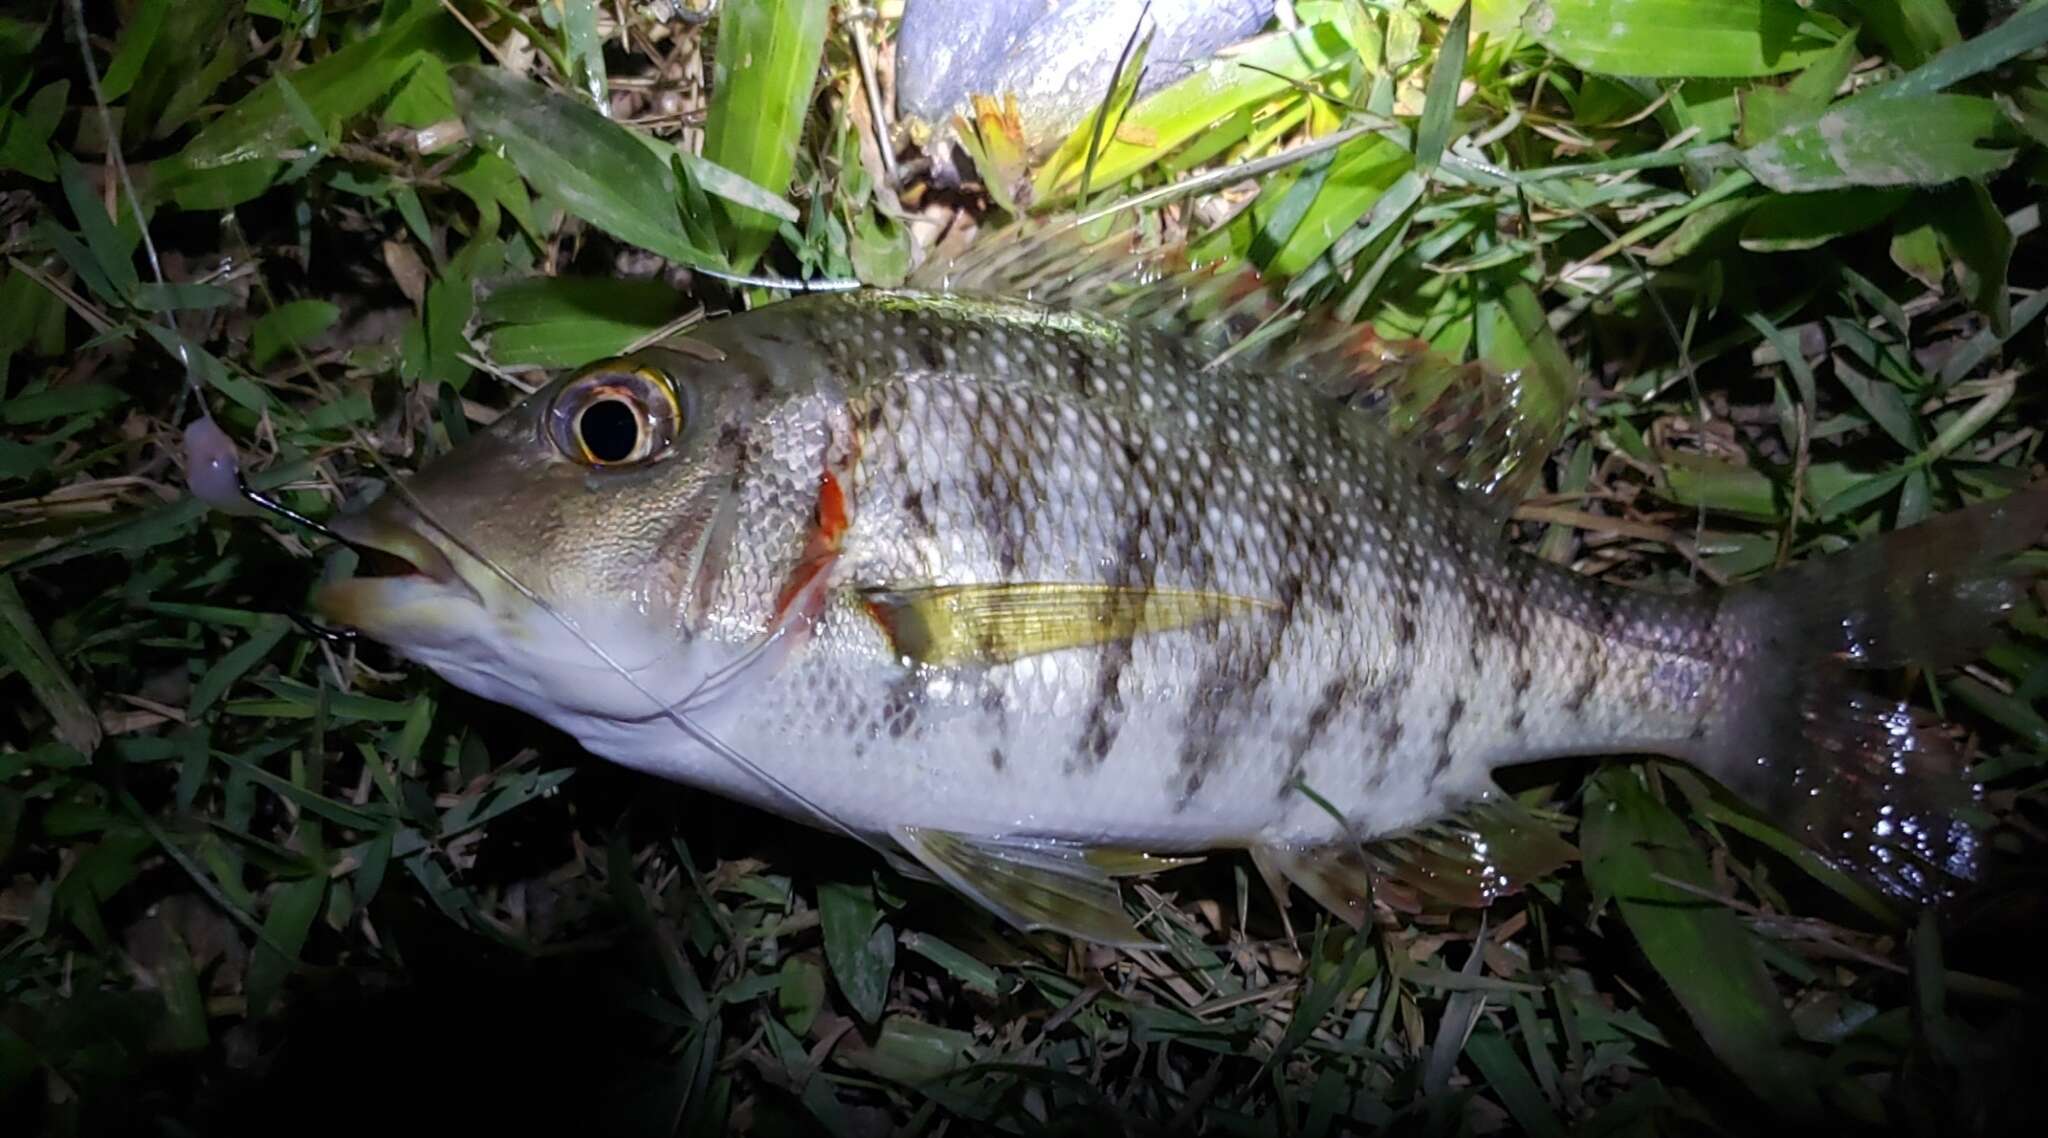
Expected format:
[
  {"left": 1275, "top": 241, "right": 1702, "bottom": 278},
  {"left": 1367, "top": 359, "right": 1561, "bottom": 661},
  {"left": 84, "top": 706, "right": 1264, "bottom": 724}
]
[{"left": 548, "top": 361, "right": 683, "bottom": 467}]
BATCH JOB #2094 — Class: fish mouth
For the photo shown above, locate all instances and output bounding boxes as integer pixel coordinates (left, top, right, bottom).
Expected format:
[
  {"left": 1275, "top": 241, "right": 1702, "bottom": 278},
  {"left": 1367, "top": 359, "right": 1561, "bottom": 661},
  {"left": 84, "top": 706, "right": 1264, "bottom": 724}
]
[{"left": 313, "top": 509, "right": 487, "bottom": 637}]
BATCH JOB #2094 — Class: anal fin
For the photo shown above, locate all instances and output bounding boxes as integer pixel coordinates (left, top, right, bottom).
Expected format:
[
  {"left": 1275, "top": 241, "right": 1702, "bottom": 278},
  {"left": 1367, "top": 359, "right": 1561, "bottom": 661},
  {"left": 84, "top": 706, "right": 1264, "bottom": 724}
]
[
  {"left": 1251, "top": 844, "right": 1377, "bottom": 929},
  {"left": 1366, "top": 799, "right": 1579, "bottom": 911},
  {"left": 1258, "top": 799, "right": 1579, "bottom": 924},
  {"left": 893, "top": 827, "right": 1159, "bottom": 948}
]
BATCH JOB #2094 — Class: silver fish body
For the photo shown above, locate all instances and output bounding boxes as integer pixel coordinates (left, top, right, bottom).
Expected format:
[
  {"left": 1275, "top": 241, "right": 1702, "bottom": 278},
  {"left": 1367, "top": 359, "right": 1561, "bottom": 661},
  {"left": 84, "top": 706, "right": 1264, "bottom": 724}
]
[
  {"left": 320, "top": 271, "right": 2033, "bottom": 935},
  {"left": 667, "top": 292, "right": 1729, "bottom": 846}
]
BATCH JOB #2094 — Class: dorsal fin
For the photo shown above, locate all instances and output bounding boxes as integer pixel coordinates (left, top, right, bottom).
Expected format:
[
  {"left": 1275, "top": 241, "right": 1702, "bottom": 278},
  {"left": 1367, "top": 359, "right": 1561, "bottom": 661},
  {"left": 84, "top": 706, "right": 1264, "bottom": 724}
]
[{"left": 906, "top": 218, "right": 1580, "bottom": 509}]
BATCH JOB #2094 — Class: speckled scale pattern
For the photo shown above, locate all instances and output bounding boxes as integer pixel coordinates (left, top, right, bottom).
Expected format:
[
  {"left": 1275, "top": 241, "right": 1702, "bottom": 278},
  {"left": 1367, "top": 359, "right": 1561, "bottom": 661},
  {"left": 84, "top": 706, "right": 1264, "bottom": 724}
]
[{"left": 682, "top": 291, "right": 1751, "bottom": 850}]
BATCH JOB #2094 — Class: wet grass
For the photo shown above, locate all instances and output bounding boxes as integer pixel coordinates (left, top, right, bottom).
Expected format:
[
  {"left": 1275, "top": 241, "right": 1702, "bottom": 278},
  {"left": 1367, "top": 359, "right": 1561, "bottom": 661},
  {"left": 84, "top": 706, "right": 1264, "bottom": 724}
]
[{"left": 2, "top": 1, "right": 2046, "bottom": 1134}]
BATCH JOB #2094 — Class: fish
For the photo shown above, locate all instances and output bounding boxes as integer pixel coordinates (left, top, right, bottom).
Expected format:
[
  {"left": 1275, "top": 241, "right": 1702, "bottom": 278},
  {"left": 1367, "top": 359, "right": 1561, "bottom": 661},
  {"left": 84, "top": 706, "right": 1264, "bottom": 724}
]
[{"left": 314, "top": 223, "right": 2046, "bottom": 945}]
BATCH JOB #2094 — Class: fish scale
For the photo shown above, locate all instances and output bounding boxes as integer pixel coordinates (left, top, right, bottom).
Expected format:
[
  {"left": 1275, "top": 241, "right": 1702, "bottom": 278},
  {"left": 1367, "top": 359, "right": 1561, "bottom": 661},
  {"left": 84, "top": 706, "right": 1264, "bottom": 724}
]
[
  {"left": 698, "top": 291, "right": 1726, "bottom": 847},
  {"left": 319, "top": 233, "right": 2029, "bottom": 939}
]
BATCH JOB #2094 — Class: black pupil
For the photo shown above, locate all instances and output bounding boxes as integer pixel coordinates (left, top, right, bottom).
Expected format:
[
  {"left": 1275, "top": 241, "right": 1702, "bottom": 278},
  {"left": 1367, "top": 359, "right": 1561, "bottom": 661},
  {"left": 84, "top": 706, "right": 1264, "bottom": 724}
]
[{"left": 578, "top": 399, "right": 642, "bottom": 463}]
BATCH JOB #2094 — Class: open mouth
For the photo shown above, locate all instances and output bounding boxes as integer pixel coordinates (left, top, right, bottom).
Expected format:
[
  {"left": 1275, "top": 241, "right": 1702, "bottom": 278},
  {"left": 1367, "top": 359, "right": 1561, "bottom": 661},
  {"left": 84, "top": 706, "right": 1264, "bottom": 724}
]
[
  {"left": 331, "top": 513, "right": 465, "bottom": 589},
  {"left": 313, "top": 510, "right": 487, "bottom": 637}
]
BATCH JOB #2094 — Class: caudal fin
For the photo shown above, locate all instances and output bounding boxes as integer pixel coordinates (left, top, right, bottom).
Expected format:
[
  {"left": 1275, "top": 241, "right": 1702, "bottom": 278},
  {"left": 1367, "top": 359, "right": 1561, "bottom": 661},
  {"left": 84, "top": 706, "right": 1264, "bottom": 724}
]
[{"left": 1707, "top": 481, "right": 2048, "bottom": 903}]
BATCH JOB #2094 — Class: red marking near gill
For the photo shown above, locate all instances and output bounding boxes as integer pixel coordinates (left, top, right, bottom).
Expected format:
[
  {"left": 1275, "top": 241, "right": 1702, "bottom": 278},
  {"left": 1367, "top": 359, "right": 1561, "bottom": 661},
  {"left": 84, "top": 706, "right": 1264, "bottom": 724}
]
[
  {"left": 768, "top": 411, "right": 863, "bottom": 640},
  {"left": 771, "top": 469, "right": 849, "bottom": 627}
]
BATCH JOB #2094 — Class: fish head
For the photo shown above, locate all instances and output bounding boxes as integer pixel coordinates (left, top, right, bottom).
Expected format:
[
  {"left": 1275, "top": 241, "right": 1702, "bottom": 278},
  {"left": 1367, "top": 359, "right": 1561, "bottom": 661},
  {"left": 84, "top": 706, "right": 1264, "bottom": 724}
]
[{"left": 315, "top": 342, "right": 766, "bottom": 723}]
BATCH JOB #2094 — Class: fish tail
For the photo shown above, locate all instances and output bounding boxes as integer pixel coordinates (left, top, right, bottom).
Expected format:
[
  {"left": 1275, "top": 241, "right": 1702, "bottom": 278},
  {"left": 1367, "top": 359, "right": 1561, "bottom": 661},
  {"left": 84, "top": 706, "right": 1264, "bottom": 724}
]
[{"left": 1702, "top": 480, "right": 2048, "bottom": 903}]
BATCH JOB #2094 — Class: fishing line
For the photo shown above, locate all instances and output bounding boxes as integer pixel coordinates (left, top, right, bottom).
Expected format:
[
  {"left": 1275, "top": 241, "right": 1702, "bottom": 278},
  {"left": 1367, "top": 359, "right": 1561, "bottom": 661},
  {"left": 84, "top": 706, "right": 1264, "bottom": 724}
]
[
  {"left": 351, "top": 446, "right": 887, "bottom": 856},
  {"left": 67, "top": 0, "right": 368, "bottom": 552},
  {"left": 68, "top": 0, "right": 365, "bottom": 627},
  {"left": 288, "top": 27, "right": 1699, "bottom": 930},
  {"left": 65, "top": 0, "right": 188, "bottom": 410}
]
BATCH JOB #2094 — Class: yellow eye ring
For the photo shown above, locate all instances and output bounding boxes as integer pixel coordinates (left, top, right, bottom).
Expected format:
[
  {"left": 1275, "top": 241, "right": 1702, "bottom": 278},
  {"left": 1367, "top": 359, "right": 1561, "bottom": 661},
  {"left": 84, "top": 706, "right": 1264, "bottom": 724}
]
[{"left": 548, "top": 362, "right": 684, "bottom": 467}]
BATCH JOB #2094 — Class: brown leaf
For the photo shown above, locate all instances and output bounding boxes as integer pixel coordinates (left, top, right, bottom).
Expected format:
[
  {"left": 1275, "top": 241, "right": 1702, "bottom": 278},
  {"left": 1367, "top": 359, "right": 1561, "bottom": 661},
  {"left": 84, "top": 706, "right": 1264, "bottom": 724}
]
[{"left": 382, "top": 239, "right": 429, "bottom": 309}]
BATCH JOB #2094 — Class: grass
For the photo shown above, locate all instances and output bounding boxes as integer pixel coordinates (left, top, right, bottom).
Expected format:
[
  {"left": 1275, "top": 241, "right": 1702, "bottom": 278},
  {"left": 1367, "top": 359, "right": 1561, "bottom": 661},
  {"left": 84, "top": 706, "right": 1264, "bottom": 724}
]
[{"left": 2, "top": 0, "right": 2046, "bottom": 1134}]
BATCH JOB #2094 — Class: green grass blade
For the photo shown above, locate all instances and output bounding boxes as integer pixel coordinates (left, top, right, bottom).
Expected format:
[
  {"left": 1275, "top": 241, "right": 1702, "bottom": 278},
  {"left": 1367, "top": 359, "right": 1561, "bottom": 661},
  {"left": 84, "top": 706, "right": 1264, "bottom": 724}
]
[
  {"left": 451, "top": 64, "right": 726, "bottom": 270},
  {"left": 1581, "top": 766, "right": 1820, "bottom": 1114},
  {"left": 1854, "top": 0, "right": 1961, "bottom": 69},
  {"left": 1414, "top": 2, "right": 1469, "bottom": 174},
  {"left": 171, "top": 7, "right": 465, "bottom": 169},
  {"left": 100, "top": 0, "right": 168, "bottom": 102},
  {"left": 0, "top": 572, "right": 99, "bottom": 755},
  {"left": 1466, "top": 1023, "right": 1566, "bottom": 1138},
  {"left": 1871, "top": 1, "right": 2048, "bottom": 99},
  {"left": 244, "top": 874, "right": 325, "bottom": 1020},
  {"left": 1032, "top": 22, "right": 1353, "bottom": 200},
  {"left": 817, "top": 879, "right": 896, "bottom": 1027},
  {"left": 554, "top": 0, "right": 607, "bottom": 107},
  {"left": 702, "top": 0, "right": 830, "bottom": 270},
  {"left": 1742, "top": 94, "right": 2015, "bottom": 192},
  {"left": 1930, "top": 180, "right": 2015, "bottom": 334},
  {"left": 1527, "top": 0, "right": 1846, "bottom": 78}
]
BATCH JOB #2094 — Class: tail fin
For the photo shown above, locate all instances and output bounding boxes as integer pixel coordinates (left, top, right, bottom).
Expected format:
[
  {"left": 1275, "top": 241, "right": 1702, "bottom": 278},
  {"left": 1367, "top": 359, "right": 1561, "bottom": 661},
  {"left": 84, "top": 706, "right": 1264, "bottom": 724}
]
[{"left": 1706, "top": 481, "right": 2048, "bottom": 903}]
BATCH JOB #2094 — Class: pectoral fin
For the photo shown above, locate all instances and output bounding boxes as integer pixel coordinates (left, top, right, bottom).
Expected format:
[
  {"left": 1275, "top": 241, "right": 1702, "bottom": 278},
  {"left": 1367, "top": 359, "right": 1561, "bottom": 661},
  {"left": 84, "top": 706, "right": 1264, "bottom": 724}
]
[
  {"left": 862, "top": 583, "right": 1275, "bottom": 667},
  {"left": 893, "top": 827, "right": 1160, "bottom": 947}
]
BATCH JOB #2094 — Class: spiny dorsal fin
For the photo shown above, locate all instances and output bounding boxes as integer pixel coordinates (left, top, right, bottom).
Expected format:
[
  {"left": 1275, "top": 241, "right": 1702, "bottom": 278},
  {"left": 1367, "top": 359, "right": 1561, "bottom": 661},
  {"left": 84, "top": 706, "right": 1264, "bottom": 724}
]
[
  {"left": 893, "top": 828, "right": 1156, "bottom": 947},
  {"left": 906, "top": 219, "right": 1580, "bottom": 510},
  {"left": 860, "top": 582, "right": 1276, "bottom": 667}
]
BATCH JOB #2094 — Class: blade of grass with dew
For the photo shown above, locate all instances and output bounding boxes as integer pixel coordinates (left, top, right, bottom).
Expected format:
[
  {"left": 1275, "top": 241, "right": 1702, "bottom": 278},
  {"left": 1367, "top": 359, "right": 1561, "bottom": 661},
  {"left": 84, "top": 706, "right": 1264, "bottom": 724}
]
[
  {"left": 548, "top": 0, "right": 607, "bottom": 108},
  {"left": 702, "top": 0, "right": 829, "bottom": 270}
]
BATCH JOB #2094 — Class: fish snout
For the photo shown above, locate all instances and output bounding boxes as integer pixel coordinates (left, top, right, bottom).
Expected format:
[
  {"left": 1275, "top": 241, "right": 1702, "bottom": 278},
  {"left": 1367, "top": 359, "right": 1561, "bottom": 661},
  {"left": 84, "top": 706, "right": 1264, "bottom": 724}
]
[{"left": 313, "top": 500, "right": 491, "bottom": 638}]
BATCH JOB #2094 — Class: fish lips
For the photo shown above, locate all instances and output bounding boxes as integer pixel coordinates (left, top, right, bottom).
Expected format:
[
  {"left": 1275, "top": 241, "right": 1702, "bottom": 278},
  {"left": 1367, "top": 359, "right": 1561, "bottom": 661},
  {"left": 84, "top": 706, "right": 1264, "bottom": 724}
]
[{"left": 314, "top": 510, "right": 491, "bottom": 645}]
